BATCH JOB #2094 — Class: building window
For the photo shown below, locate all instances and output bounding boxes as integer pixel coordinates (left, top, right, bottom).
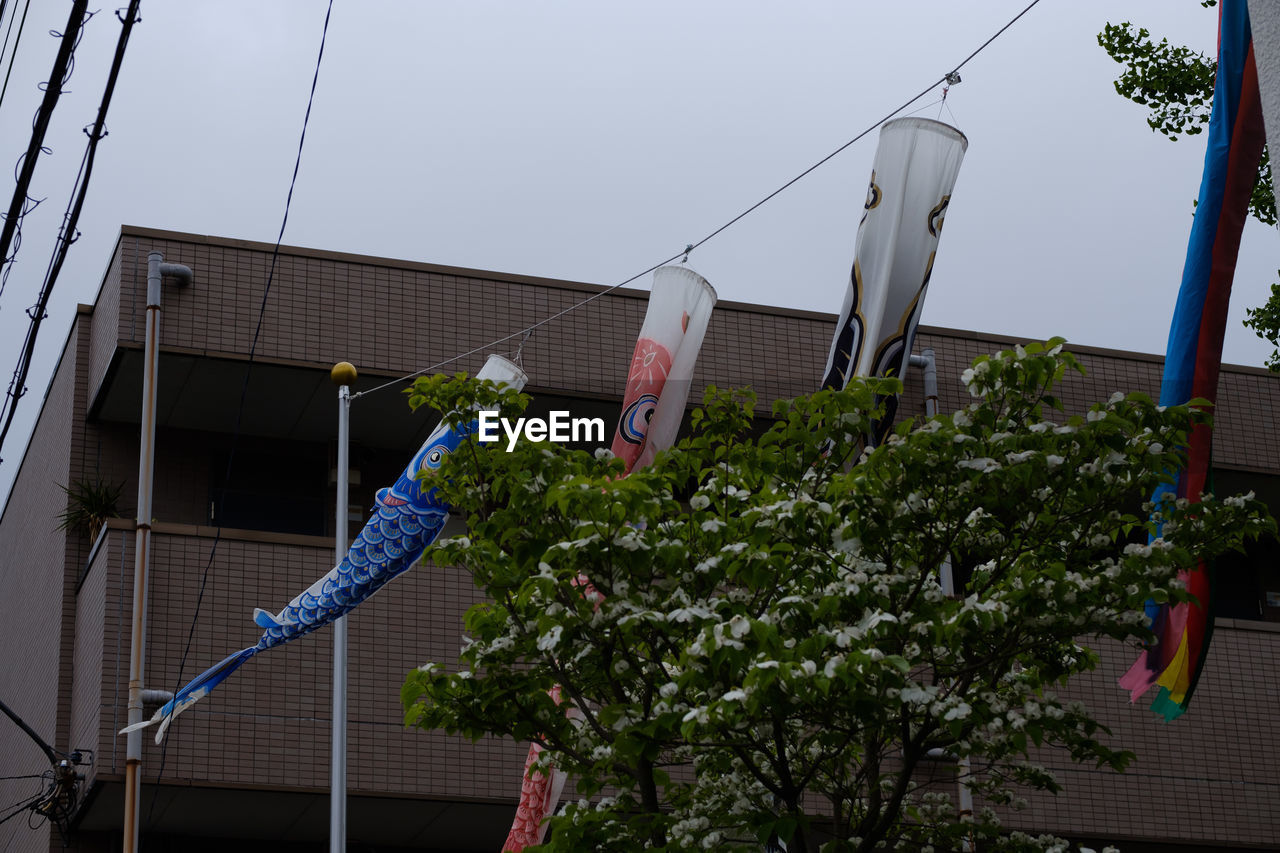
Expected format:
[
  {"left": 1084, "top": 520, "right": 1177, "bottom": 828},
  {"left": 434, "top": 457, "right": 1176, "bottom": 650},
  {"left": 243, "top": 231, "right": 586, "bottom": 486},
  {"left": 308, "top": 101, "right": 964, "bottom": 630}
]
[{"left": 209, "top": 442, "right": 327, "bottom": 536}]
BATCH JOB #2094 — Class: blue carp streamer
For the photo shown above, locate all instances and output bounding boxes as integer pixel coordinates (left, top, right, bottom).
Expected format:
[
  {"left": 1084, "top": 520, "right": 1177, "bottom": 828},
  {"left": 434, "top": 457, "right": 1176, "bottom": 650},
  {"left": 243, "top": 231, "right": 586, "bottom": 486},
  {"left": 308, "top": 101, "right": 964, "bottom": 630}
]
[{"left": 123, "top": 356, "right": 526, "bottom": 742}]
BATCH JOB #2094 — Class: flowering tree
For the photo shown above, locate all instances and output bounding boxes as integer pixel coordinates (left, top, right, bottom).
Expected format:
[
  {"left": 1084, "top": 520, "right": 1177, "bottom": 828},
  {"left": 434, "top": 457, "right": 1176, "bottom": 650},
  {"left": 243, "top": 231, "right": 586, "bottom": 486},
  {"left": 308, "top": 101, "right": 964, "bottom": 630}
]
[{"left": 402, "top": 341, "right": 1270, "bottom": 852}]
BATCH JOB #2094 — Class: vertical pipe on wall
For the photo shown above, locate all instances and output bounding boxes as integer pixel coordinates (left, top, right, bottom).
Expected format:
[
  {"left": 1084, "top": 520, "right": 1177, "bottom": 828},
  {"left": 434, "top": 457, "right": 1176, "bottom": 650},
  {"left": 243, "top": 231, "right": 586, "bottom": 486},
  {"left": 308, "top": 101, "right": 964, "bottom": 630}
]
[
  {"left": 123, "top": 253, "right": 190, "bottom": 853},
  {"left": 910, "top": 348, "right": 971, "bottom": 848}
]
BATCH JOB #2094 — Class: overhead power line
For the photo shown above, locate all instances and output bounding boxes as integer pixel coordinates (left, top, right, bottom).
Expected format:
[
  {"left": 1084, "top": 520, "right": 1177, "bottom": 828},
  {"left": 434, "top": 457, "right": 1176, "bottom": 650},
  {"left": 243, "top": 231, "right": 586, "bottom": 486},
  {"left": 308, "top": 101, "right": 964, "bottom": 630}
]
[
  {"left": 0, "top": 0, "right": 33, "bottom": 120},
  {"left": 0, "top": 696, "right": 59, "bottom": 765},
  {"left": 0, "top": 0, "right": 141, "bottom": 462},
  {"left": 0, "top": 0, "right": 89, "bottom": 299},
  {"left": 151, "top": 0, "right": 337, "bottom": 815},
  {"left": 0, "top": 699, "right": 91, "bottom": 839},
  {"left": 0, "top": 785, "right": 47, "bottom": 829}
]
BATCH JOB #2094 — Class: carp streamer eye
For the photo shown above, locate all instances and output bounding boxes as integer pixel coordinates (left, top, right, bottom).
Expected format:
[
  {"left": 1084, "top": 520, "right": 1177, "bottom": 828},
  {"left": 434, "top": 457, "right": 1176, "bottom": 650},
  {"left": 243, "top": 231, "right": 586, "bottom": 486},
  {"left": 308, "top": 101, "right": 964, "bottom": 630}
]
[
  {"left": 420, "top": 445, "right": 450, "bottom": 472},
  {"left": 619, "top": 393, "right": 659, "bottom": 445}
]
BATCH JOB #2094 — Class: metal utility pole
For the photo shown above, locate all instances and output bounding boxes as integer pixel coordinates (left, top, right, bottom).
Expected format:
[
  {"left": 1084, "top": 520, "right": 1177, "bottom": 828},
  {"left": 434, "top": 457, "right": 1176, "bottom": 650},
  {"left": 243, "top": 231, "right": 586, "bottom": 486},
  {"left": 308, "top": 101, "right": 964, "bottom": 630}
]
[
  {"left": 122, "top": 253, "right": 191, "bottom": 853},
  {"left": 329, "top": 361, "right": 356, "bottom": 853}
]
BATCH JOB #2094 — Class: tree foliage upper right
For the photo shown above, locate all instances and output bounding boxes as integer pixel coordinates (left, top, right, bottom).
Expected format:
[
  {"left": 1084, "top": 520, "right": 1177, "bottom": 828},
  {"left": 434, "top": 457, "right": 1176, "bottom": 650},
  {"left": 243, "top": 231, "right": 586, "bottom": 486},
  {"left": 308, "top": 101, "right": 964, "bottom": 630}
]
[{"left": 1098, "top": 2, "right": 1280, "bottom": 369}]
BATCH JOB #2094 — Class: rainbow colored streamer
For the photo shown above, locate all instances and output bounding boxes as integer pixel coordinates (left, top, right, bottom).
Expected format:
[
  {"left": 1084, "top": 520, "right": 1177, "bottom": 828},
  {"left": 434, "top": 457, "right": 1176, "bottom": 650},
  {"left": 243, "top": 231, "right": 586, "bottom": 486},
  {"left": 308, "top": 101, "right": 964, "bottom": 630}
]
[{"left": 1118, "top": 0, "right": 1266, "bottom": 721}]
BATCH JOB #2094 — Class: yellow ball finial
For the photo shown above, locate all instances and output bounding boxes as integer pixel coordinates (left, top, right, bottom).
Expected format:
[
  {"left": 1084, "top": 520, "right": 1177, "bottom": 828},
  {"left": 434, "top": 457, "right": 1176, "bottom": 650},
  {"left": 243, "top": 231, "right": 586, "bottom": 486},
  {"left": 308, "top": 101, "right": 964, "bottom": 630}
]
[{"left": 330, "top": 361, "right": 358, "bottom": 387}]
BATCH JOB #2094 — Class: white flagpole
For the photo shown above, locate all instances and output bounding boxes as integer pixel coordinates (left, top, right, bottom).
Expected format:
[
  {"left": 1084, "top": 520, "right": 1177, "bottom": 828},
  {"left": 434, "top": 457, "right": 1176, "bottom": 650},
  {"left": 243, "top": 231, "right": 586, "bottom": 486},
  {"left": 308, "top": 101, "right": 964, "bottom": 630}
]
[{"left": 330, "top": 361, "right": 356, "bottom": 853}]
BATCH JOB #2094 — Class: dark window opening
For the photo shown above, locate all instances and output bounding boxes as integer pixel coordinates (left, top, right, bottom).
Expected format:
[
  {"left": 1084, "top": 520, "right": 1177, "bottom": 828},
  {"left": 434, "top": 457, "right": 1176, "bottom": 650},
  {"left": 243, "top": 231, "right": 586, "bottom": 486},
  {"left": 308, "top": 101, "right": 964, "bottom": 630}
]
[
  {"left": 1215, "top": 535, "right": 1280, "bottom": 622},
  {"left": 1212, "top": 468, "right": 1280, "bottom": 623},
  {"left": 210, "top": 442, "right": 327, "bottom": 536}
]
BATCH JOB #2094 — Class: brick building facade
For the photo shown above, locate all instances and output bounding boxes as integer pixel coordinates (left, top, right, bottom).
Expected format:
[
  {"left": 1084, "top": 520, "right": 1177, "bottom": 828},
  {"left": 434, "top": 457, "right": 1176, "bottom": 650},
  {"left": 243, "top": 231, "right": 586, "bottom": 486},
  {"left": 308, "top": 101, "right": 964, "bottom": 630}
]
[{"left": 0, "top": 226, "right": 1276, "bottom": 851}]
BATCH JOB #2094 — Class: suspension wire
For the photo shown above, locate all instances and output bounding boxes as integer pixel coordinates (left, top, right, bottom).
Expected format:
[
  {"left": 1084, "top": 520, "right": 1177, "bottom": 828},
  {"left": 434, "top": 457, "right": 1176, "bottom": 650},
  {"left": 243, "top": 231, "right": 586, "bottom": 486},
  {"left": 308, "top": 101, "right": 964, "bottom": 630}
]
[
  {"left": 0, "top": 0, "right": 141, "bottom": 463},
  {"left": 353, "top": 251, "right": 684, "bottom": 399},
  {"left": 902, "top": 96, "right": 944, "bottom": 119},
  {"left": 353, "top": 0, "right": 1044, "bottom": 401},
  {"left": 149, "top": 0, "right": 337, "bottom": 816}
]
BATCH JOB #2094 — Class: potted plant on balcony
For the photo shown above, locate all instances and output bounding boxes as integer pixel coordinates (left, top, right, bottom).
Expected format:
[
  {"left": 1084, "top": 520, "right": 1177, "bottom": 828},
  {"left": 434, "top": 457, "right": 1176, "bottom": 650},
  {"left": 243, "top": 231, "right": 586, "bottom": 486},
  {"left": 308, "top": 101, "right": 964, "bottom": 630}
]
[{"left": 56, "top": 477, "right": 126, "bottom": 542}]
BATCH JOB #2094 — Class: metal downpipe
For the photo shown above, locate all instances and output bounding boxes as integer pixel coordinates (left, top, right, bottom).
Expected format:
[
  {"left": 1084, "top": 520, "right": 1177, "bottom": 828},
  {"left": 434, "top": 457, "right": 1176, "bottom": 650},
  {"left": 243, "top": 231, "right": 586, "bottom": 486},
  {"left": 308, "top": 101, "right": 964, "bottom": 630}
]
[{"left": 123, "top": 253, "right": 190, "bottom": 853}]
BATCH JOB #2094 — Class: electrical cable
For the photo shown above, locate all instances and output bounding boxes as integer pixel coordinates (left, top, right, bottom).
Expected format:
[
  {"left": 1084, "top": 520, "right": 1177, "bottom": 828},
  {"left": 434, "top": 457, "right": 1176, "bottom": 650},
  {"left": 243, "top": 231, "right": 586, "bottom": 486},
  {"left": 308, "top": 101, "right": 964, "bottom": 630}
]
[
  {"left": 0, "top": 697, "right": 60, "bottom": 765},
  {"left": 0, "top": 0, "right": 140, "bottom": 462},
  {"left": 0, "top": 1, "right": 93, "bottom": 472},
  {"left": 0, "top": 794, "right": 43, "bottom": 828},
  {"left": 0, "top": 5, "right": 96, "bottom": 314},
  {"left": 0, "top": 0, "right": 89, "bottom": 302},
  {"left": 149, "top": 0, "right": 336, "bottom": 819},
  {"left": 354, "top": 0, "right": 1045, "bottom": 400},
  {"left": 0, "top": 770, "right": 50, "bottom": 829},
  {"left": 0, "top": 0, "right": 33, "bottom": 120},
  {"left": 0, "top": 700, "right": 85, "bottom": 841},
  {"left": 0, "top": 2, "right": 14, "bottom": 105}
]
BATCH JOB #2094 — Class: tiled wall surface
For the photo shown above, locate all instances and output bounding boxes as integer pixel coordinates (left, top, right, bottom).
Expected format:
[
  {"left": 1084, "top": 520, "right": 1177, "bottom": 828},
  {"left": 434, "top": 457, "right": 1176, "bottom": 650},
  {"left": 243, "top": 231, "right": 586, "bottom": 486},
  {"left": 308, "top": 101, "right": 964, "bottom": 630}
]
[
  {"left": 1, "top": 227, "right": 1278, "bottom": 850},
  {"left": 1003, "top": 624, "right": 1280, "bottom": 845},
  {"left": 101, "top": 228, "right": 1279, "bottom": 474},
  {"left": 0, "top": 316, "right": 83, "bottom": 853},
  {"left": 66, "top": 525, "right": 526, "bottom": 798}
]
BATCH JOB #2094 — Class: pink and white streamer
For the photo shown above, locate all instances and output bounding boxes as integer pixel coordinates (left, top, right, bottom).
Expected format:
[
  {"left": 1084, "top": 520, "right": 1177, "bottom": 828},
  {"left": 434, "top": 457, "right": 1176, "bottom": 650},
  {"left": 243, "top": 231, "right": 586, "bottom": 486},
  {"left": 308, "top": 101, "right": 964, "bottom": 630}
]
[
  {"left": 611, "top": 265, "right": 717, "bottom": 474},
  {"left": 502, "top": 266, "right": 716, "bottom": 851}
]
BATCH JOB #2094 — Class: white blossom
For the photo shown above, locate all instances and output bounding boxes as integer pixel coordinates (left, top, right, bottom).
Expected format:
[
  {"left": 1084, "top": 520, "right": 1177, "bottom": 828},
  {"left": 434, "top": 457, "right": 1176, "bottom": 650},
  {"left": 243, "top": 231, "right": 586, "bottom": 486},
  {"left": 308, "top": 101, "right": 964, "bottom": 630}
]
[{"left": 536, "top": 625, "right": 563, "bottom": 652}]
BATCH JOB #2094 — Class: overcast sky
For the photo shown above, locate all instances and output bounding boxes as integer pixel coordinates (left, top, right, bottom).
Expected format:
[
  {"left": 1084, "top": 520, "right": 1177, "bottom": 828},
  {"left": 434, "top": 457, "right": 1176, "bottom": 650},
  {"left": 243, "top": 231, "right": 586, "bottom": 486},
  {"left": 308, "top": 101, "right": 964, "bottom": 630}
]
[{"left": 0, "top": 1, "right": 1274, "bottom": 504}]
